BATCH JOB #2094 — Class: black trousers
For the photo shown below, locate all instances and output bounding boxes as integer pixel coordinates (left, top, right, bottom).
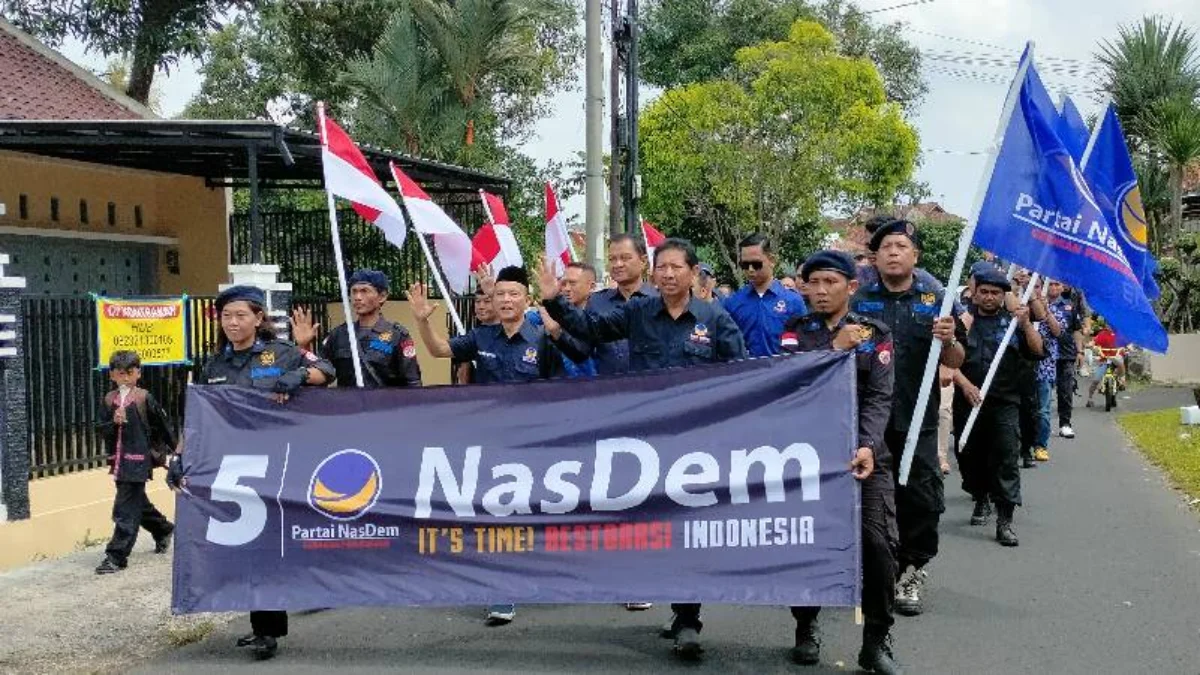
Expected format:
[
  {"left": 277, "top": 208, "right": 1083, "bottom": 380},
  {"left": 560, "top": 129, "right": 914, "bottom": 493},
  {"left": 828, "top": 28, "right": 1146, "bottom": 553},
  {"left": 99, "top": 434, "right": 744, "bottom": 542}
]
[
  {"left": 1055, "top": 360, "right": 1076, "bottom": 426},
  {"left": 1018, "top": 371, "right": 1038, "bottom": 458},
  {"left": 250, "top": 611, "right": 288, "bottom": 638},
  {"left": 672, "top": 471, "right": 901, "bottom": 635},
  {"left": 104, "top": 481, "right": 172, "bottom": 565},
  {"left": 793, "top": 468, "right": 898, "bottom": 632},
  {"left": 885, "top": 426, "right": 943, "bottom": 571},
  {"left": 959, "top": 403, "right": 1022, "bottom": 507}
]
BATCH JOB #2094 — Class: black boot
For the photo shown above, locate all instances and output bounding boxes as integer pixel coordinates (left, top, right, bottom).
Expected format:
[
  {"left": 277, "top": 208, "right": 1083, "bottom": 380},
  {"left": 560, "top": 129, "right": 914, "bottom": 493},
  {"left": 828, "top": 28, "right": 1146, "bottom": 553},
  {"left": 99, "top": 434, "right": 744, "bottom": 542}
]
[
  {"left": 154, "top": 524, "right": 175, "bottom": 554},
  {"left": 790, "top": 617, "right": 820, "bottom": 665},
  {"left": 858, "top": 627, "right": 903, "bottom": 674},
  {"left": 970, "top": 499, "right": 992, "bottom": 526},
  {"left": 996, "top": 503, "right": 1019, "bottom": 547}
]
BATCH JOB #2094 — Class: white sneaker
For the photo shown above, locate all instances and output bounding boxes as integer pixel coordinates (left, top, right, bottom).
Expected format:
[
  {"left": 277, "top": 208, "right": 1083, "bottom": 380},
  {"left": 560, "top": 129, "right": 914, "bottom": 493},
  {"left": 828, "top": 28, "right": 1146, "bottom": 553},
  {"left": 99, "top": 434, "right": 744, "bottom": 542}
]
[
  {"left": 485, "top": 604, "right": 516, "bottom": 625},
  {"left": 895, "top": 567, "right": 927, "bottom": 616},
  {"left": 1060, "top": 425, "right": 1075, "bottom": 439}
]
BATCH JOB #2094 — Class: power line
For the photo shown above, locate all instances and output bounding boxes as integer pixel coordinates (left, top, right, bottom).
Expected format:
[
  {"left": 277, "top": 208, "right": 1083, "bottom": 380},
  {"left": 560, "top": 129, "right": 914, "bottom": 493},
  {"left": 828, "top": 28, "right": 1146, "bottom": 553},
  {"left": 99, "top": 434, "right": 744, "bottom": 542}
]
[{"left": 862, "top": 0, "right": 938, "bottom": 14}]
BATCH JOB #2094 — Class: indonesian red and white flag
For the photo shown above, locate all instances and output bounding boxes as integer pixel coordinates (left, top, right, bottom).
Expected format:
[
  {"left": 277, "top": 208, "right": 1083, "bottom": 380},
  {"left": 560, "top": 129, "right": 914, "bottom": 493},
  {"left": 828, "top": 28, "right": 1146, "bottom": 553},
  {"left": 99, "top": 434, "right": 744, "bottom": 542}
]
[
  {"left": 472, "top": 191, "right": 523, "bottom": 271},
  {"left": 545, "top": 182, "right": 573, "bottom": 277},
  {"left": 389, "top": 162, "right": 474, "bottom": 293},
  {"left": 318, "top": 105, "right": 408, "bottom": 251},
  {"left": 642, "top": 221, "right": 667, "bottom": 263}
]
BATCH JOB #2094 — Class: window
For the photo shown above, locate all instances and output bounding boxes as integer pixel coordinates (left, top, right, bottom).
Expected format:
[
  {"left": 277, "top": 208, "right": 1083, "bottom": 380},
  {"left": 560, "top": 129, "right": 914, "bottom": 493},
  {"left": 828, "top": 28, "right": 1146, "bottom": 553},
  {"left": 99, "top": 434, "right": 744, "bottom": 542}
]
[
  {"left": 50, "top": 197, "right": 59, "bottom": 221},
  {"left": 107, "top": 202, "right": 117, "bottom": 226},
  {"left": 79, "top": 199, "right": 89, "bottom": 224},
  {"left": 18, "top": 194, "right": 28, "bottom": 220},
  {"left": 134, "top": 204, "right": 143, "bottom": 228}
]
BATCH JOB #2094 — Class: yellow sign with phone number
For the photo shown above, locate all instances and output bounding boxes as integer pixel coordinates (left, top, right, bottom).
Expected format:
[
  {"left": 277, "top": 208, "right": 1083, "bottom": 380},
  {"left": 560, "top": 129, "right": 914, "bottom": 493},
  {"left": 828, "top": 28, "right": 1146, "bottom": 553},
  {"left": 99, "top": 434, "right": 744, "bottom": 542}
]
[{"left": 94, "top": 296, "right": 190, "bottom": 368}]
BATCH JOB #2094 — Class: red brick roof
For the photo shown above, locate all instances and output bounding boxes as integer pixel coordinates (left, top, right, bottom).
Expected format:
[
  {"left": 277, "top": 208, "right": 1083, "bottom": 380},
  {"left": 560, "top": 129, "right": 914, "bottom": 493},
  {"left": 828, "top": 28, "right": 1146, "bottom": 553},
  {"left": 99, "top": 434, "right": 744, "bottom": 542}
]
[
  {"left": 0, "top": 19, "right": 147, "bottom": 120},
  {"left": 827, "top": 202, "right": 965, "bottom": 254}
]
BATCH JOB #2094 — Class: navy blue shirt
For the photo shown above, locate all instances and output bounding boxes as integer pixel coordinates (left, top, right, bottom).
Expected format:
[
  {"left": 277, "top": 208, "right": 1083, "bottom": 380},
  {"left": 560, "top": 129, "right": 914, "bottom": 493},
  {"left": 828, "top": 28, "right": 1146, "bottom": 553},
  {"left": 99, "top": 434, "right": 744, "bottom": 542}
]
[
  {"left": 852, "top": 275, "right": 966, "bottom": 433},
  {"left": 544, "top": 295, "right": 747, "bottom": 372},
  {"left": 448, "top": 321, "right": 563, "bottom": 384},
  {"left": 585, "top": 284, "right": 659, "bottom": 375},
  {"left": 722, "top": 280, "right": 808, "bottom": 357}
]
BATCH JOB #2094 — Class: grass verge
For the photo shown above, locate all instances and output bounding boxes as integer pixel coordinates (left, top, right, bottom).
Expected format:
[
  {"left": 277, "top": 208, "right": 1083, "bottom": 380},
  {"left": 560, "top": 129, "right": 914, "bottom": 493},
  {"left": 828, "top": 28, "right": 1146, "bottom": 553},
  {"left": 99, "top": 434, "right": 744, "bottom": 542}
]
[{"left": 1118, "top": 409, "right": 1200, "bottom": 505}]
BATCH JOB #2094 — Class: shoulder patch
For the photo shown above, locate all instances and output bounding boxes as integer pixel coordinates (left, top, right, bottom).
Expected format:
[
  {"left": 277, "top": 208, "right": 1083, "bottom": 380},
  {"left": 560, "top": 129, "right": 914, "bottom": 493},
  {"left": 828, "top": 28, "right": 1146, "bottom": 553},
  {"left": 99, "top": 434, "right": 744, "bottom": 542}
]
[
  {"left": 402, "top": 340, "right": 417, "bottom": 359},
  {"left": 781, "top": 332, "right": 799, "bottom": 348}
]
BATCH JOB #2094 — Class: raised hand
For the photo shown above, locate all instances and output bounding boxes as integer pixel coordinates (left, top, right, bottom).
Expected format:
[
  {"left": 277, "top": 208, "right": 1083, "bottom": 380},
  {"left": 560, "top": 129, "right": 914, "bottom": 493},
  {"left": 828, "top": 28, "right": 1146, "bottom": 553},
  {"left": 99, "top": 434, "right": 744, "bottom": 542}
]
[
  {"left": 290, "top": 306, "right": 319, "bottom": 349},
  {"left": 474, "top": 262, "right": 496, "bottom": 297},
  {"left": 538, "top": 257, "right": 560, "bottom": 302},
  {"left": 408, "top": 282, "right": 436, "bottom": 321}
]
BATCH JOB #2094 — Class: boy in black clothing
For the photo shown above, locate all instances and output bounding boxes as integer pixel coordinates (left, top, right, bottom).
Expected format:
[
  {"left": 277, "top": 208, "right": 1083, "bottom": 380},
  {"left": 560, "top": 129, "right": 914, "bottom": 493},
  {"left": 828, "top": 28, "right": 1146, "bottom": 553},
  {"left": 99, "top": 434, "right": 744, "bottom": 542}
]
[{"left": 95, "top": 350, "right": 176, "bottom": 575}]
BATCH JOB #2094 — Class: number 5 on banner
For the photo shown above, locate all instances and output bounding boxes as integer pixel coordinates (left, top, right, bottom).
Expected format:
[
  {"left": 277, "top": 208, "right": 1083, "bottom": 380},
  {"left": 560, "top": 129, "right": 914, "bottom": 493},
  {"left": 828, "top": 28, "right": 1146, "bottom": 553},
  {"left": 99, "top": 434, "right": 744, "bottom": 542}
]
[{"left": 207, "top": 455, "right": 270, "bottom": 546}]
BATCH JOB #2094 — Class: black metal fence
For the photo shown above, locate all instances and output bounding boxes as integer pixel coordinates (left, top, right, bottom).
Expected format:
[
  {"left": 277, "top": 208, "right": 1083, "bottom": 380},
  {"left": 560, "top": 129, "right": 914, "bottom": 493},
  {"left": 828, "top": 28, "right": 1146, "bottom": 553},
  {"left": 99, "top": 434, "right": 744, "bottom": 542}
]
[
  {"left": 22, "top": 295, "right": 332, "bottom": 478},
  {"left": 230, "top": 200, "right": 489, "bottom": 298}
]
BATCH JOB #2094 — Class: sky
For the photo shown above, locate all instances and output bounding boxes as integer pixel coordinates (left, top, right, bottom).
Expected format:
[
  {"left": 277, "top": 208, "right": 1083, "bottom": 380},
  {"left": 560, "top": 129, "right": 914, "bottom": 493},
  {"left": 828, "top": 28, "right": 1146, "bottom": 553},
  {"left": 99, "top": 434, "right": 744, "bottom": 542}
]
[{"left": 56, "top": 0, "right": 1200, "bottom": 222}]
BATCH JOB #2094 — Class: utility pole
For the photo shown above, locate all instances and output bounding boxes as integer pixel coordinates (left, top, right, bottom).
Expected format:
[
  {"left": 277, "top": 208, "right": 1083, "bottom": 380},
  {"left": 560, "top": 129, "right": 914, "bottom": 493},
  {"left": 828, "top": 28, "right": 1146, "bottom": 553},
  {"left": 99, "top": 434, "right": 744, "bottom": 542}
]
[
  {"left": 584, "top": 0, "right": 606, "bottom": 270},
  {"left": 608, "top": 0, "right": 624, "bottom": 237},
  {"left": 622, "top": 0, "right": 641, "bottom": 235}
]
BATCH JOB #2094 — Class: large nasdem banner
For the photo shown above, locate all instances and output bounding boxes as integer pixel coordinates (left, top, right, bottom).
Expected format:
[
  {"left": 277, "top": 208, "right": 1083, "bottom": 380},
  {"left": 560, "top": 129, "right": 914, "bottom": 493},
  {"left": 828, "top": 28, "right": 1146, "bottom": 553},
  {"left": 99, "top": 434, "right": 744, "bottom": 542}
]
[{"left": 171, "top": 353, "right": 861, "bottom": 613}]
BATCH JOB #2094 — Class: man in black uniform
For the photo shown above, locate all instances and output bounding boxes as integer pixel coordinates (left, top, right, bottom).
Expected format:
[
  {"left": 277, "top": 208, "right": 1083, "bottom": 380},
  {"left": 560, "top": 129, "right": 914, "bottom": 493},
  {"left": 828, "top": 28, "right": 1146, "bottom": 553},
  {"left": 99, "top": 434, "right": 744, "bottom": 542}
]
[
  {"left": 780, "top": 251, "right": 902, "bottom": 674},
  {"left": 540, "top": 237, "right": 746, "bottom": 661},
  {"left": 851, "top": 219, "right": 965, "bottom": 618},
  {"left": 586, "top": 233, "right": 659, "bottom": 375},
  {"left": 291, "top": 269, "right": 421, "bottom": 388},
  {"left": 951, "top": 268, "right": 1043, "bottom": 546},
  {"left": 169, "top": 285, "right": 335, "bottom": 660}
]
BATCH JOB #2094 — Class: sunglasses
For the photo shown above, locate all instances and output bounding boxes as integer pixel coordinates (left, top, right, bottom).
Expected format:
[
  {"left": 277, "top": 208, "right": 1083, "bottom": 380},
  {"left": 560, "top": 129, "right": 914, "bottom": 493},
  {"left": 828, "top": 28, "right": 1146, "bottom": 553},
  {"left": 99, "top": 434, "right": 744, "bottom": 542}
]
[{"left": 739, "top": 260, "right": 764, "bottom": 271}]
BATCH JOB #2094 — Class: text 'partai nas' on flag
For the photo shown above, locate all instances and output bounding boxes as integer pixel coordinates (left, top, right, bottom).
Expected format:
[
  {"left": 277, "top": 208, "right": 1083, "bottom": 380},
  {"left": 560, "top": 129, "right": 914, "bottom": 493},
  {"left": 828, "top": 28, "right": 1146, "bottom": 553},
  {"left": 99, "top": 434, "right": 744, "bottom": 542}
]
[{"left": 973, "top": 50, "right": 1168, "bottom": 353}]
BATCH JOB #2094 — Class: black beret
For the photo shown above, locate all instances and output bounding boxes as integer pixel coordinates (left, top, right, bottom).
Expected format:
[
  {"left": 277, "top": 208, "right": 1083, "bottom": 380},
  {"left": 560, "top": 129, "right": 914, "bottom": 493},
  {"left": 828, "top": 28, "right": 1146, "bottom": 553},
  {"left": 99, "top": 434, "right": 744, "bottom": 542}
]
[
  {"left": 867, "top": 219, "right": 921, "bottom": 252},
  {"left": 349, "top": 269, "right": 389, "bottom": 292},
  {"left": 215, "top": 285, "right": 266, "bottom": 311},
  {"left": 495, "top": 266, "right": 529, "bottom": 287},
  {"left": 973, "top": 267, "right": 1012, "bottom": 292},
  {"left": 801, "top": 250, "right": 857, "bottom": 281}
]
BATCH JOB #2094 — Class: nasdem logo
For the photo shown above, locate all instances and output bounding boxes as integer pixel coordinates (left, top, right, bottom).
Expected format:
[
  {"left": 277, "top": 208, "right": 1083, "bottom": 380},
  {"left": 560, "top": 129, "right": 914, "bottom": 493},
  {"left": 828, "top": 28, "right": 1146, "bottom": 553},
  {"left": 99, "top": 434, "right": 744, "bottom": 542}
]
[{"left": 307, "top": 450, "right": 382, "bottom": 521}]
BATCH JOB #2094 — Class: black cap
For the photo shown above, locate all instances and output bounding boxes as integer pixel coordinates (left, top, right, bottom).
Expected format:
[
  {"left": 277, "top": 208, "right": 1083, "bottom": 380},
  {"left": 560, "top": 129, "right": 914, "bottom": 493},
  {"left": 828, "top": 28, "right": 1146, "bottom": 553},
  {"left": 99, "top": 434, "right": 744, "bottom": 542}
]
[
  {"left": 970, "top": 260, "right": 1001, "bottom": 279},
  {"left": 867, "top": 219, "right": 921, "bottom": 252},
  {"left": 801, "top": 250, "right": 857, "bottom": 281},
  {"left": 698, "top": 263, "right": 715, "bottom": 278},
  {"left": 349, "top": 269, "right": 389, "bottom": 292},
  {"left": 495, "top": 266, "right": 529, "bottom": 287},
  {"left": 973, "top": 267, "right": 1011, "bottom": 292},
  {"left": 215, "top": 285, "right": 266, "bottom": 311}
]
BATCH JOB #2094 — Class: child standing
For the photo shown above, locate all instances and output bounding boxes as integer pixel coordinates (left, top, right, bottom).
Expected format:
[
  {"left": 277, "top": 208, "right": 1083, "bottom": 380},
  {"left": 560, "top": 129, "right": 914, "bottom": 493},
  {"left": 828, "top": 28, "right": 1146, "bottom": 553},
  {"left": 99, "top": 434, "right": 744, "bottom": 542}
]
[{"left": 95, "top": 350, "right": 176, "bottom": 574}]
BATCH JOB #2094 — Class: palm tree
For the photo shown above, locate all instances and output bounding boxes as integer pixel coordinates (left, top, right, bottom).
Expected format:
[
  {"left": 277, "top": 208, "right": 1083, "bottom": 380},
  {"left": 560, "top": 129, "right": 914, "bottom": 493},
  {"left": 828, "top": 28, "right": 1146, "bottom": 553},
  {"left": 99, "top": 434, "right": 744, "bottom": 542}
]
[
  {"left": 1097, "top": 16, "right": 1200, "bottom": 142},
  {"left": 343, "top": 8, "right": 467, "bottom": 160},
  {"left": 1143, "top": 95, "right": 1200, "bottom": 233}
]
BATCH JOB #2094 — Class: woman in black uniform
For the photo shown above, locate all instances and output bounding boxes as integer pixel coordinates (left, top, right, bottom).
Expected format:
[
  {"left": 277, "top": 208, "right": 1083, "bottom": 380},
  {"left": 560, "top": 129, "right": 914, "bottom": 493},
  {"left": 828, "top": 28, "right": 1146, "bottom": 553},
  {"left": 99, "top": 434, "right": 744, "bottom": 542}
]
[{"left": 167, "top": 285, "right": 334, "bottom": 660}]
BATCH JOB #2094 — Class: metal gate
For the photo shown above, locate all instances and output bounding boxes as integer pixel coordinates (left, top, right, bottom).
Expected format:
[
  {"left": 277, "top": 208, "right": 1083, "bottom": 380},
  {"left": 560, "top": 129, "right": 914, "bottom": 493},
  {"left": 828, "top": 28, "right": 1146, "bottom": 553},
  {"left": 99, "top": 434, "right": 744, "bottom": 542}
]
[{"left": 21, "top": 296, "right": 331, "bottom": 478}]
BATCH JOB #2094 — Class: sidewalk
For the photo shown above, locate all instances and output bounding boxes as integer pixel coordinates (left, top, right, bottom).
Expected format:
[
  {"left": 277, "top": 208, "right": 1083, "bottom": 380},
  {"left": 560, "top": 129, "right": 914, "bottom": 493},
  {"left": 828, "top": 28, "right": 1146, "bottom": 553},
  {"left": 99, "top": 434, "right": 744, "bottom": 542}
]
[{"left": 0, "top": 537, "right": 233, "bottom": 675}]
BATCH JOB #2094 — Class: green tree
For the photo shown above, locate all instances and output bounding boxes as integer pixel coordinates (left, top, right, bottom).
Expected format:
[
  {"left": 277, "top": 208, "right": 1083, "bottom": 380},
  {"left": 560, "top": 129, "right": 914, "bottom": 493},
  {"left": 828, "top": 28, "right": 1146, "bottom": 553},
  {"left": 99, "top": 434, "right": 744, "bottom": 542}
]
[
  {"left": 1143, "top": 95, "right": 1200, "bottom": 233},
  {"left": 2, "top": 0, "right": 238, "bottom": 105},
  {"left": 1097, "top": 16, "right": 1200, "bottom": 140},
  {"left": 640, "top": 20, "right": 918, "bottom": 277},
  {"left": 641, "top": 0, "right": 925, "bottom": 106}
]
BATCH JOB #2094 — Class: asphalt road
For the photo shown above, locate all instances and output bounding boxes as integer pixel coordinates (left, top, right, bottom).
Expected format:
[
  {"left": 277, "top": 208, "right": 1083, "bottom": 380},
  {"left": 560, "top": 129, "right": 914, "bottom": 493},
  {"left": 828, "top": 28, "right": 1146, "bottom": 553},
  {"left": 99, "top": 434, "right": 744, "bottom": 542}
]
[{"left": 134, "top": 389, "right": 1200, "bottom": 674}]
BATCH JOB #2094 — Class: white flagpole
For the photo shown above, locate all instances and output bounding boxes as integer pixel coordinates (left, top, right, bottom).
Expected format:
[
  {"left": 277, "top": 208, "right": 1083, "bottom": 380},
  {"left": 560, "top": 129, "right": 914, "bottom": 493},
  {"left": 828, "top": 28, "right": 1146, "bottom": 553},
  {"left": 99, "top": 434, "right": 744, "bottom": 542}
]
[
  {"left": 897, "top": 42, "right": 1036, "bottom": 486},
  {"left": 394, "top": 166, "right": 466, "bottom": 336},
  {"left": 317, "top": 102, "right": 366, "bottom": 389},
  {"left": 958, "top": 273, "right": 1041, "bottom": 448},
  {"left": 479, "top": 189, "right": 497, "bottom": 225}
]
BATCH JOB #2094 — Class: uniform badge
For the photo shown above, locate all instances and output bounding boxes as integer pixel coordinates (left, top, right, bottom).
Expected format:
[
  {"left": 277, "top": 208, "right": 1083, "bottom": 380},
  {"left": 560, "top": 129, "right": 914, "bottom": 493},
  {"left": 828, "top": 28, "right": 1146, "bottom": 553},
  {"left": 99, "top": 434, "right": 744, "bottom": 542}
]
[
  {"left": 401, "top": 340, "right": 417, "bottom": 359},
  {"left": 921, "top": 292, "right": 936, "bottom": 306},
  {"left": 379, "top": 331, "right": 393, "bottom": 343},
  {"left": 302, "top": 350, "right": 319, "bottom": 363},
  {"left": 691, "top": 323, "right": 710, "bottom": 344},
  {"left": 259, "top": 351, "right": 275, "bottom": 366},
  {"left": 774, "top": 299, "right": 788, "bottom": 313},
  {"left": 878, "top": 347, "right": 892, "bottom": 365},
  {"left": 1064, "top": 304, "right": 1072, "bottom": 311},
  {"left": 857, "top": 325, "right": 874, "bottom": 341},
  {"left": 781, "top": 332, "right": 799, "bottom": 348},
  {"left": 522, "top": 347, "right": 539, "bottom": 364}
]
